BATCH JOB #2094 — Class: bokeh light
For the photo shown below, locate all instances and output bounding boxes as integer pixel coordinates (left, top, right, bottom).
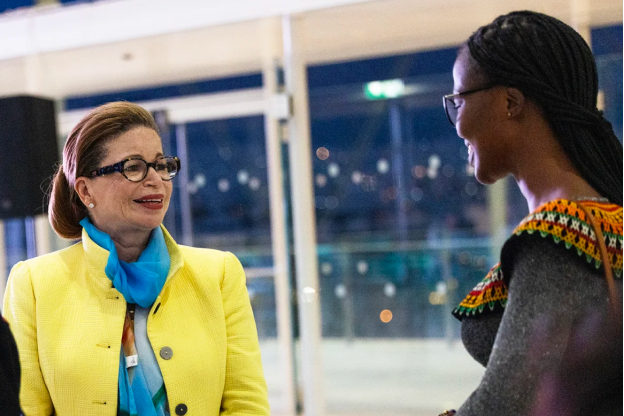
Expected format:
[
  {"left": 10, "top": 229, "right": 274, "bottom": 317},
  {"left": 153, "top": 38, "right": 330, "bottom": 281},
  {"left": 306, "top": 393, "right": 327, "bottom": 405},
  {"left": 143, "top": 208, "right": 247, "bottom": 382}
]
[
  {"left": 380, "top": 309, "right": 393, "bottom": 323},
  {"left": 316, "top": 147, "right": 330, "bottom": 160}
]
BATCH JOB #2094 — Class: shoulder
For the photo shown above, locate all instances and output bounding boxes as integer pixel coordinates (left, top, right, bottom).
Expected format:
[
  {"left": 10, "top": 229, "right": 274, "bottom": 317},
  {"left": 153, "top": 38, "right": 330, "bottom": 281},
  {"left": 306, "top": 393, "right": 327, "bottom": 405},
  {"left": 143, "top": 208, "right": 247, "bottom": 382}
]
[
  {"left": 177, "top": 245, "right": 239, "bottom": 266},
  {"left": 504, "top": 198, "right": 623, "bottom": 279},
  {"left": 176, "top": 246, "right": 244, "bottom": 282},
  {"left": 10, "top": 242, "right": 82, "bottom": 279}
]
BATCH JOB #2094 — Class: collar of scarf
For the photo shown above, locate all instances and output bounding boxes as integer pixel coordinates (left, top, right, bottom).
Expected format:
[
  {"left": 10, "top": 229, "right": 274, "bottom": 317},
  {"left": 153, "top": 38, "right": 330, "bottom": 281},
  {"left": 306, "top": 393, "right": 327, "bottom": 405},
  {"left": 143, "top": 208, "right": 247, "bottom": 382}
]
[
  {"left": 452, "top": 199, "right": 623, "bottom": 321},
  {"left": 80, "top": 217, "right": 170, "bottom": 308}
]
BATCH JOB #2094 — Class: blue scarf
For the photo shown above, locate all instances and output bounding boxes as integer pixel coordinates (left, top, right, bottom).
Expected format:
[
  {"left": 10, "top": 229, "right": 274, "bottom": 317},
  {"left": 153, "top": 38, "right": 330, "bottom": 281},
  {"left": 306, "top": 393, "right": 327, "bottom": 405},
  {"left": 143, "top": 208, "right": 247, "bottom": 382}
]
[
  {"left": 79, "top": 217, "right": 170, "bottom": 308},
  {"left": 80, "top": 217, "right": 170, "bottom": 415}
]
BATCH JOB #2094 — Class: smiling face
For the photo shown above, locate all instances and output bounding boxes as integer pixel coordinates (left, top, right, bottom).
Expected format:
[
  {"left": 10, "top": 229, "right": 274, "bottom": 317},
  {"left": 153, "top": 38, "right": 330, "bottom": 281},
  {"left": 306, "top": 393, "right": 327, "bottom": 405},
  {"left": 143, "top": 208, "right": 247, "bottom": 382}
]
[
  {"left": 452, "top": 50, "right": 514, "bottom": 184},
  {"left": 78, "top": 127, "right": 172, "bottom": 241}
]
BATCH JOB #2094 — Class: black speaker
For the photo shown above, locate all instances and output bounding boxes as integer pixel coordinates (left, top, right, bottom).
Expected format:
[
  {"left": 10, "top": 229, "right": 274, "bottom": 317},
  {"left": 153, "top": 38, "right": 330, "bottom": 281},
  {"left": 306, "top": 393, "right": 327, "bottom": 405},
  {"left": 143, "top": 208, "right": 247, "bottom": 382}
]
[{"left": 0, "top": 96, "right": 59, "bottom": 219}]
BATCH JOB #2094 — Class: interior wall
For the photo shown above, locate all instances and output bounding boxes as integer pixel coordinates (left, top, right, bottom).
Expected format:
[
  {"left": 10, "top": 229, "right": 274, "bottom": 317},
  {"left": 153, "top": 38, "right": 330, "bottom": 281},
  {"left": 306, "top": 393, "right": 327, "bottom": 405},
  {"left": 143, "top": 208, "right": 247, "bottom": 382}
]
[{"left": 0, "top": 0, "right": 621, "bottom": 99}]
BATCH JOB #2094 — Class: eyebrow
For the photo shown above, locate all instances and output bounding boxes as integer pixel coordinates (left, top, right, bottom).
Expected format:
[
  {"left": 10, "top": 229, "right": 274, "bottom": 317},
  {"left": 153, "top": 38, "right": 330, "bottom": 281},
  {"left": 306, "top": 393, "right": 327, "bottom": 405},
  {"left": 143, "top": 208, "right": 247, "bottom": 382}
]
[{"left": 122, "top": 152, "right": 165, "bottom": 161}]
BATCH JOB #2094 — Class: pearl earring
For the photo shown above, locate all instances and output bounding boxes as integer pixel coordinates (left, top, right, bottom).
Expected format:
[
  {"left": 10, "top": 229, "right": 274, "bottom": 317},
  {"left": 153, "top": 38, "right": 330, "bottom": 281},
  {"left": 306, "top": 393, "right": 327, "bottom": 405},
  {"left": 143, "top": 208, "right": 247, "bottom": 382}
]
[
  {"left": 88, "top": 203, "right": 94, "bottom": 208},
  {"left": 507, "top": 112, "right": 512, "bottom": 118}
]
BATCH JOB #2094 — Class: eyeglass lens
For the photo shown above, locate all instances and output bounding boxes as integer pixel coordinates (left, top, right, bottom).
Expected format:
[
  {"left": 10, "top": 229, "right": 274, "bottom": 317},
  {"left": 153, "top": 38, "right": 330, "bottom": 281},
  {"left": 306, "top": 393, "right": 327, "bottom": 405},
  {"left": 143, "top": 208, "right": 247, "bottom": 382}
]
[
  {"left": 123, "top": 157, "right": 179, "bottom": 182},
  {"left": 444, "top": 97, "right": 458, "bottom": 126}
]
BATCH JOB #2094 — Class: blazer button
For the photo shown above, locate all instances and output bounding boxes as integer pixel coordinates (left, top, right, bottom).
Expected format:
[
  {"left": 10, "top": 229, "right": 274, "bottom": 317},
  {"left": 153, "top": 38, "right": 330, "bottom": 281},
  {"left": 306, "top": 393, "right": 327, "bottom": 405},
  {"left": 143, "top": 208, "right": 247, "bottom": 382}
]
[
  {"left": 160, "top": 346, "right": 173, "bottom": 360},
  {"left": 175, "top": 403, "right": 188, "bottom": 415}
]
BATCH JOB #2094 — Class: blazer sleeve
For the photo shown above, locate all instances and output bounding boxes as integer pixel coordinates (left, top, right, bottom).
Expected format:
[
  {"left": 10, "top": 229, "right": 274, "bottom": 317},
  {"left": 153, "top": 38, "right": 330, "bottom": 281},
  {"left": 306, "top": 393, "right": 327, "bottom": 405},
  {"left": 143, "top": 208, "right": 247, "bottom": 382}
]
[
  {"left": 3, "top": 261, "right": 54, "bottom": 416},
  {"left": 219, "top": 252, "right": 270, "bottom": 416}
]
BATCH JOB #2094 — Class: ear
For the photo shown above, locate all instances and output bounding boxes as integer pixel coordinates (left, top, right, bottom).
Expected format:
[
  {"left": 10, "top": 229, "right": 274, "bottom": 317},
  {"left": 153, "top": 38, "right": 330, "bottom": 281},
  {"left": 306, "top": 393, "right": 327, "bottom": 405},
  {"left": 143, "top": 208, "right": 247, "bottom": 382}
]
[
  {"left": 74, "top": 177, "right": 94, "bottom": 207},
  {"left": 506, "top": 87, "right": 526, "bottom": 118}
]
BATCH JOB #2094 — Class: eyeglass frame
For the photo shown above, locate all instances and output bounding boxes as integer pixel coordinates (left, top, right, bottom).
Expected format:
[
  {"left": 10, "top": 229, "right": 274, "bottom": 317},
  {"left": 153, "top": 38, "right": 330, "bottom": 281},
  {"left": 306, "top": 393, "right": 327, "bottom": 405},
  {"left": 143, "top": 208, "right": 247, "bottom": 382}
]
[
  {"left": 88, "top": 156, "right": 181, "bottom": 182},
  {"left": 443, "top": 85, "right": 497, "bottom": 127}
]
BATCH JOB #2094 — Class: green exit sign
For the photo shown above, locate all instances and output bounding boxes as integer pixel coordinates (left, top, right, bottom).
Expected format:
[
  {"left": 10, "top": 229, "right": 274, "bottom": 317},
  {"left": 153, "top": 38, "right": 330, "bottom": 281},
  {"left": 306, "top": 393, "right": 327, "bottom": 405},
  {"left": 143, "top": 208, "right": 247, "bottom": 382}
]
[{"left": 364, "top": 79, "right": 406, "bottom": 100}]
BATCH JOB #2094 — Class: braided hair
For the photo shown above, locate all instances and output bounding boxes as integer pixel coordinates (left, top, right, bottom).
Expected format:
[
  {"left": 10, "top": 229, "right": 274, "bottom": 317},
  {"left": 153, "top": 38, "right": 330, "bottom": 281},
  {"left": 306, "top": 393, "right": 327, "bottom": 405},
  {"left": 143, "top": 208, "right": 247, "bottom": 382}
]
[{"left": 464, "top": 11, "right": 623, "bottom": 206}]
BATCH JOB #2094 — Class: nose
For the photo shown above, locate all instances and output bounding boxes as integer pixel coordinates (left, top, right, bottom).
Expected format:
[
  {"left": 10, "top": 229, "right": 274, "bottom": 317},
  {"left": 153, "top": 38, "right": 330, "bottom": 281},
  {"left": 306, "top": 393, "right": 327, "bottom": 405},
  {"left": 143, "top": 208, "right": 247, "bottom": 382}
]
[{"left": 143, "top": 165, "right": 163, "bottom": 184}]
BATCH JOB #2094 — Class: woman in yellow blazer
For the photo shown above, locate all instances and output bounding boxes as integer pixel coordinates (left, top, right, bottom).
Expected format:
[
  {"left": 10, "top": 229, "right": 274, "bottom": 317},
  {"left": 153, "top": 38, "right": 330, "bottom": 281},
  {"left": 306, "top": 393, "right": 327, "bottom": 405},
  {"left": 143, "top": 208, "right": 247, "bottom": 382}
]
[{"left": 3, "top": 102, "right": 270, "bottom": 416}]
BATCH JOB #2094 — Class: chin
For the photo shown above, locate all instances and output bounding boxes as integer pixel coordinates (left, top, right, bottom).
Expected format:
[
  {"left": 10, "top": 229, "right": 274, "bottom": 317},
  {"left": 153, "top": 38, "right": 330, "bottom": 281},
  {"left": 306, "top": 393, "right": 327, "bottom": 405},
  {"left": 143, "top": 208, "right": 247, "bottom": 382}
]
[
  {"left": 134, "top": 215, "right": 165, "bottom": 231},
  {"left": 474, "top": 166, "right": 505, "bottom": 185}
]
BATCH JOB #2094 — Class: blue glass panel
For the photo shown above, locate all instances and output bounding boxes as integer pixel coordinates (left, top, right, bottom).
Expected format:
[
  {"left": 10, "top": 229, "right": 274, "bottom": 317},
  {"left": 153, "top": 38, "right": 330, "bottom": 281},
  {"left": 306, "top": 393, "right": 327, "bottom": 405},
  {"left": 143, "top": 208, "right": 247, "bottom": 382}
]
[
  {"left": 308, "top": 47, "right": 458, "bottom": 89},
  {"left": 593, "top": 25, "right": 623, "bottom": 144},
  {"left": 0, "top": 0, "right": 35, "bottom": 14},
  {"left": 65, "top": 73, "right": 263, "bottom": 110},
  {"left": 591, "top": 25, "right": 623, "bottom": 55},
  {"left": 4, "top": 219, "right": 27, "bottom": 277}
]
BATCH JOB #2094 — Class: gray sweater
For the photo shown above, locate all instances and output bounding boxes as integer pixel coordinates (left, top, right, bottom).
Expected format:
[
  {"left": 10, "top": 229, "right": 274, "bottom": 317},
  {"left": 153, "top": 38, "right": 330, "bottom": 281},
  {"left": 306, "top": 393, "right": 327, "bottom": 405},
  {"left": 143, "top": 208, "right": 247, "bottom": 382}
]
[{"left": 456, "top": 236, "right": 622, "bottom": 416}]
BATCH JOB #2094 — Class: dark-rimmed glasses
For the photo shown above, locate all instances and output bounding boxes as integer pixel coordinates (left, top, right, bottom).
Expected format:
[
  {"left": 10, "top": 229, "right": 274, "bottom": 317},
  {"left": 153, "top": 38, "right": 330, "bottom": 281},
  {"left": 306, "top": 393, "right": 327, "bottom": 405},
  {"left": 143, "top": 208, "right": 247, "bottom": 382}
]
[
  {"left": 89, "top": 156, "right": 181, "bottom": 182},
  {"left": 443, "top": 85, "right": 496, "bottom": 127}
]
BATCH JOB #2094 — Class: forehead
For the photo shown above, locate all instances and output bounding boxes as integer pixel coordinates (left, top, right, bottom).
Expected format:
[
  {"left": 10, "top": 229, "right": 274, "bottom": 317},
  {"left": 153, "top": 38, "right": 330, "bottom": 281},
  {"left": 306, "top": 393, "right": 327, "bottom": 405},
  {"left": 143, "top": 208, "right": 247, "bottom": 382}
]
[
  {"left": 103, "top": 127, "right": 163, "bottom": 162},
  {"left": 453, "top": 50, "right": 488, "bottom": 89}
]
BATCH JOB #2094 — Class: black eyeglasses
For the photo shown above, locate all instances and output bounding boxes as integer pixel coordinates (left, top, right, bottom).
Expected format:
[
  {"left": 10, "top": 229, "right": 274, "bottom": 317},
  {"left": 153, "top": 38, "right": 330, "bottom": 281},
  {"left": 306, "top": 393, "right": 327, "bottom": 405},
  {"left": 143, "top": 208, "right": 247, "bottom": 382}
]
[
  {"left": 89, "top": 156, "right": 181, "bottom": 182},
  {"left": 443, "top": 85, "right": 496, "bottom": 127}
]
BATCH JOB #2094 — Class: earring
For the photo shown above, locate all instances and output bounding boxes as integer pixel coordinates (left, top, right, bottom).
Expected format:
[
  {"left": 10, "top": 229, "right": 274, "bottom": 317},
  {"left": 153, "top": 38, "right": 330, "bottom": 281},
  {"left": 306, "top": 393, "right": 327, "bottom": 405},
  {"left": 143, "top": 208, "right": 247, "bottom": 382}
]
[
  {"left": 507, "top": 112, "right": 512, "bottom": 118},
  {"left": 88, "top": 203, "right": 94, "bottom": 208}
]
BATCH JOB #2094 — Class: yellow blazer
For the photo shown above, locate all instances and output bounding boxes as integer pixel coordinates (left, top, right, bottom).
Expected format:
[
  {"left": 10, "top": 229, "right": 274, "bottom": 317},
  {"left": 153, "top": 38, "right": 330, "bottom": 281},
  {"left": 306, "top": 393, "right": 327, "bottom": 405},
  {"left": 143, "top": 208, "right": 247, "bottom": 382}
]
[{"left": 3, "top": 226, "right": 269, "bottom": 416}]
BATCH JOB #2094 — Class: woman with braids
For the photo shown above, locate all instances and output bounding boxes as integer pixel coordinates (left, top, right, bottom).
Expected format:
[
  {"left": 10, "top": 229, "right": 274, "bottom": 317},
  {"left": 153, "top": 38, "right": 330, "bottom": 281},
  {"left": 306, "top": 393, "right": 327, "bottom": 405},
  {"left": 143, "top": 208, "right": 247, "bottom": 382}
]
[
  {"left": 439, "top": 11, "right": 623, "bottom": 416},
  {"left": 2, "top": 102, "right": 269, "bottom": 416}
]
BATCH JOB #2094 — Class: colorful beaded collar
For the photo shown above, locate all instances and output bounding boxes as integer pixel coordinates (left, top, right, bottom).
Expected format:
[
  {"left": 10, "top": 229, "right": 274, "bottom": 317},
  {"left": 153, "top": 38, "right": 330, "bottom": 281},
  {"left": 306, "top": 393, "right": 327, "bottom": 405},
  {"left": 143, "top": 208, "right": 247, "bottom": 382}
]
[{"left": 453, "top": 199, "right": 623, "bottom": 320}]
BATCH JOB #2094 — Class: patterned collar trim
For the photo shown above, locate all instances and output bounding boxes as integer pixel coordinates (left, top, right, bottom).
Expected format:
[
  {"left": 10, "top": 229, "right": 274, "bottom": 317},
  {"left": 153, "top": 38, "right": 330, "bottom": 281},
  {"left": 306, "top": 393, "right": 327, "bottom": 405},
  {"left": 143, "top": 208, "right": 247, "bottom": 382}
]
[{"left": 453, "top": 199, "right": 623, "bottom": 321}]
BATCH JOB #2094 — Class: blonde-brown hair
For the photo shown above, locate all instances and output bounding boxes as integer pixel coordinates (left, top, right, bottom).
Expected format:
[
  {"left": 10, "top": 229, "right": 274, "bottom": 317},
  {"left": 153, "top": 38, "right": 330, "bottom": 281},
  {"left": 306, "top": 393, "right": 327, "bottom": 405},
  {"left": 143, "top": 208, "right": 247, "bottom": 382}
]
[{"left": 49, "top": 101, "right": 159, "bottom": 239}]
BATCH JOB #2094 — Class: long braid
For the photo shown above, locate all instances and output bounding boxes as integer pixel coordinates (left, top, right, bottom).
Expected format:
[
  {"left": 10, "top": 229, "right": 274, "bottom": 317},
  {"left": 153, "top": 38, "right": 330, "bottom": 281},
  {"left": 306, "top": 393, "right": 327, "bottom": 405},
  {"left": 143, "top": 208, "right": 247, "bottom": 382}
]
[{"left": 466, "top": 11, "right": 623, "bottom": 205}]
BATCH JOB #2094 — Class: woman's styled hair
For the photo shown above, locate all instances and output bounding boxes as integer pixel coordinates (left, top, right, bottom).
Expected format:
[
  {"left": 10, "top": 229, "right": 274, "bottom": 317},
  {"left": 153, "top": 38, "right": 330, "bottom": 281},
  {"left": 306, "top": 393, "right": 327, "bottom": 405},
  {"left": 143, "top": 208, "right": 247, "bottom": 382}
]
[
  {"left": 464, "top": 10, "right": 623, "bottom": 205},
  {"left": 49, "top": 101, "right": 159, "bottom": 239}
]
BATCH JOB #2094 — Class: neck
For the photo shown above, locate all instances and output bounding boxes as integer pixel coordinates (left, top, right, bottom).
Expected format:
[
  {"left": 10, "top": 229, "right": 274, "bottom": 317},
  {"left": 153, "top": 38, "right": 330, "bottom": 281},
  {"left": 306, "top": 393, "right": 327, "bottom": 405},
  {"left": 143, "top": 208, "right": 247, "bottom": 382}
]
[
  {"left": 92, "top": 220, "right": 152, "bottom": 262},
  {"left": 514, "top": 155, "right": 601, "bottom": 212},
  {"left": 509, "top": 113, "right": 601, "bottom": 212}
]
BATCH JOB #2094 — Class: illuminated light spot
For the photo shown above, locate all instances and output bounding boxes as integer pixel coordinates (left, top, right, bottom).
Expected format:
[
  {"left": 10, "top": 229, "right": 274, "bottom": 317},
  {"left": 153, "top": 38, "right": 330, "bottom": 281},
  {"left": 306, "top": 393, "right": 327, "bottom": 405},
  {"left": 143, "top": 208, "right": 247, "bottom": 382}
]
[
  {"left": 327, "top": 163, "right": 340, "bottom": 178},
  {"left": 427, "top": 168, "right": 438, "bottom": 179},
  {"left": 442, "top": 164, "right": 455, "bottom": 178},
  {"left": 377, "top": 159, "right": 390, "bottom": 174},
  {"left": 351, "top": 171, "right": 363, "bottom": 184},
  {"left": 465, "top": 182, "right": 478, "bottom": 196},
  {"left": 436, "top": 281, "right": 448, "bottom": 295},
  {"left": 194, "top": 173, "right": 207, "bottom": 188},
  {"left": 315, "top": 173, "right": 328, "bottom": 188},
  {"left": 428, "top": 292, "right": 447, "bottom": 305},
  {"left": 325, "top": 196, "right": 339, "bottom": 209},
  {"left": 380, "top": 309, "right": 393, "bottom": 323},
  {"left": 428, "top": 154, "right": 441, "bottom": 168},
  {"left": 384, "top": 282, "right": 396, "bottom": 298},
  {"left": 357, "top": 261, "right": 369, "bottom": 275},
  {"left": 218, "top": 178, "right": 230, "bottom": 192},
  {"left": 247, "top": 288, "right": 256, "bottom": 300},
  {"left": 410, "top": 187, "right": 424, "bottom": 202},
  {"left": 316, "top": 147, "right": 330, "bottom": 160},
  {"left": 237, "top": 170, "right": 249, "bottom": 185},
  {"left": 412, "top": 165, "right": 426, "bottom": 178},
  {"left": 301, "top": 287, "right": 317, "bottom": 303},
  {"left": 447, "top": 278, "right": 459, "bottom": 291},
  {"left": 364, "top": 79, "right": 405, "bottom": 100},
  {"left": 366, "top": 81, "right": 383, "bottom": 97},
  {"left": 320, "top": 262, "right": 333, "bottom": 276},
  {"left": 334, "top": 284, "right": 347, "bottom": 299},
  {"left": 249, "top": 177, "right": 261, "bottom": 191}
]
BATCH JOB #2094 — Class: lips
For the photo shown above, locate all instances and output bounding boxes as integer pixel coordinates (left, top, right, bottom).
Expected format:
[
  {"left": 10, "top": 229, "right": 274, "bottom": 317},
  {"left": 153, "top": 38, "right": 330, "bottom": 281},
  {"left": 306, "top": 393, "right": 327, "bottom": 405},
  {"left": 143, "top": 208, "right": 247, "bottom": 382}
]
[{"left": 134, "top": 194, "right": 165, "bottom": 210}]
